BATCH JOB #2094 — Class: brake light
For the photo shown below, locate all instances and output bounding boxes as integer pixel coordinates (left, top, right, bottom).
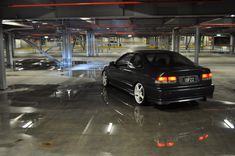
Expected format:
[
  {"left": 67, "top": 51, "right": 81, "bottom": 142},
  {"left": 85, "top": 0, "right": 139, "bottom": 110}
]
[
  {"left": 202, "top": 73, "right": 212, "bottom": 80},
  {"left": 204, "top": 134, "right": 209, "bottom": 139},
  {"left": 155, "top": 76, "right": 177, "bottom": 84},
  {"left": 198, "top": 134, "right": 209, "bottom": 141},
  {"left": 168, "top": 76, "right": 177, "bottom": 82},
  {"left": 156, "top": 142, "right": 166, "bottom": 148},
  {"left": 198, "top": 136, "right": 204, "bottom": 141},
  {"left": 166, "top": 141, "right": 175, "bottom": 147},
  {"left": 157, "top": 76, "right": 168, "bottom": 83},
  {"left": 156, "top": 141, "right": 175, "bottom": 148}
]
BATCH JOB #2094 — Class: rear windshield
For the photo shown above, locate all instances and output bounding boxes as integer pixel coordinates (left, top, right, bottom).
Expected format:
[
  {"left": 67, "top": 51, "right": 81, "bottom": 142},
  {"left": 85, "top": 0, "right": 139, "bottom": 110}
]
[{"left": 145, "top": 53, "right": 194, "bottom": 67}]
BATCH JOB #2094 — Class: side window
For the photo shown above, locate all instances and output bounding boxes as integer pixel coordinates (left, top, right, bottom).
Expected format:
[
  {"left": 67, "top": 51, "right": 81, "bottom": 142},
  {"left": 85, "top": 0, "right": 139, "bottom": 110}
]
[
  {"left": 130, "top": 54, "right": 143, "bottom": 68},
  {"left": 116, "top": 53, "right": 134, "bottom": 66}
]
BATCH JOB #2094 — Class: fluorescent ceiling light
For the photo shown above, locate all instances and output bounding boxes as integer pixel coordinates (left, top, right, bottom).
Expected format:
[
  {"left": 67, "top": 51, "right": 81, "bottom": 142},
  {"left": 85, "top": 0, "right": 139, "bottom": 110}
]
[
  {"left": 224, "top": 119, "right": 234, "bottom": 129},
  {"left": 128, "top": 35, "right": 132, "bottom": 38},
  {"left": 107, "top": 123, "right": 113, "bottom": 134},
  {"left": 80, "top": 18, "right": 91, "bottom": 20},
  {"left": 2, "top": 20, "right": 32, "bottom": 27},
  {"left": 44, "top": 36, "right": 49, "bottom": 39},
  {"left": 80, "top": 18, "right": 93, "bottom": 24},
  {"left": 22, "top": 121, "right": 33, "bottom": 128},
  {"left": 216, "top": 34, "right": 222, "bottom": 37},
  {"left": 231, "top": 14, "right": 235, "bottom": 17}
]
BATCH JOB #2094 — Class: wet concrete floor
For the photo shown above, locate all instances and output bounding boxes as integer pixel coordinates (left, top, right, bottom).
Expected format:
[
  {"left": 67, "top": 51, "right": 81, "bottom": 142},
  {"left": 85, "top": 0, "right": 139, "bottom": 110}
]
[{"left": 1, "top": 70, "right": 235, "bottom": 156}]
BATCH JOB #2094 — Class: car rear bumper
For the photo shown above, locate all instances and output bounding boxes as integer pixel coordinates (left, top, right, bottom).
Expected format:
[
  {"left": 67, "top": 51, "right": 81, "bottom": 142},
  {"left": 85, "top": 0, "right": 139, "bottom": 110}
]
[{"left": 147, "top": 84, "right": 214, "bottom": 105}]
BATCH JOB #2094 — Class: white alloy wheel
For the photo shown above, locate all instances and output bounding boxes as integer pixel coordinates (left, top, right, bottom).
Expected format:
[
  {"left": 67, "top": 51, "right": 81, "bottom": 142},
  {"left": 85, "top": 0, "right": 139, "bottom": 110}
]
[
  {"left": 102, "top": 71, "right": 108, "bottom": 87},
  {"left": 134, "top": 83, "right": 145, "bottom": 105}
]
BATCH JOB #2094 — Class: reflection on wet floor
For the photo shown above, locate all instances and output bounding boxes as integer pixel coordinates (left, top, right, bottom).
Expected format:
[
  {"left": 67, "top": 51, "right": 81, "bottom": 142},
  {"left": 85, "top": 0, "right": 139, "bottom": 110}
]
[
  {"left": 70, "top": 70, "right": 102, "bottom": 80},
  {"left": 0, "top": 76, "right": 235, "bottom": 155},
  {"left": 14, "top": 59, "right": 58, "bottom": 71},
  {"left": 13, "top": 59, "right": 108, "bottom": 72}
]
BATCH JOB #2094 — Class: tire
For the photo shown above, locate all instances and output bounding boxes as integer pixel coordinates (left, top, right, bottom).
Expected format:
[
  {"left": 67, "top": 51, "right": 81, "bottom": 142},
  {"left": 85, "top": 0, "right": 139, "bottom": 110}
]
[
  {"left": 134, "top": 83, "right": 146, "bottom": 105},
  {"left": 102, "top": 71, "right": 109, "bottom": 87}
]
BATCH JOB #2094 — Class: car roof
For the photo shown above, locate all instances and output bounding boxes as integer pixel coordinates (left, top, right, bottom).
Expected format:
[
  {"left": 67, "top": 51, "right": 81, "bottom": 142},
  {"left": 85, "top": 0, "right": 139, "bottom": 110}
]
[{"left": 133, "top": 50, "right": 176, "bottom": 54}]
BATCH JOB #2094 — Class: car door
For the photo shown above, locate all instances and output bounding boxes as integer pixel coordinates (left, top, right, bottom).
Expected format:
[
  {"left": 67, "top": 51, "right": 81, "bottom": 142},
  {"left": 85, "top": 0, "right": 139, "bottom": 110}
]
[
  {"left": 109, "top": 53, "right": 134, "bottom": 88},
  {"left": 121, "top": 54, "right": 145, "bottom": 92}
]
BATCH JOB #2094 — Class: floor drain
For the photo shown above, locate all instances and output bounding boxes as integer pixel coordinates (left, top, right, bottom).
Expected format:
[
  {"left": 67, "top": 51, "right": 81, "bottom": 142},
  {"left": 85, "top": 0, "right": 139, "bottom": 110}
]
[
  {"left": 41, "top": 142, "right": 53, "bottom": 148},
  {"left": 15, "top": 139, "right": 23, "bottom": 143}
]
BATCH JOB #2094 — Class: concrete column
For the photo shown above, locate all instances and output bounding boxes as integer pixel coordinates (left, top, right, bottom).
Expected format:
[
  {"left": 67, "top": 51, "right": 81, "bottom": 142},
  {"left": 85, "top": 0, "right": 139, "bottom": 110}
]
[
  {"left": 211, "top": 36, "right": 215, "bottom": 50},
  {"left": 86, "top": 31, "right": 95, "bottom": 56},
  {"left": 0, "top": 20, "right": 7, "bottom": 90},
  {"left": 166, "top": 36, "right": 171, "bottom": 50},
  {"left": 185, "top": 36, "right": 188, "bottom": 50},
  {"left": 156, "top": 36, "right": 159, "bottom": 49},
  {"left": 176, "top": 35, "right": 180, "bottom": 53},
  {"left": 194, "top": 26, "right": 201, "bottom": 65},
  {"left": 62, "top": 29, "right": 72, "bottom": 67},
  {"left": 11, "top": 34, "right": 15, "bottom": 58},
  {"left": 6, "top": 34, "right": 14, "bottom": 67},
  {"left": 0, "top": 94, "right": 10, "bottom": 134},
  {"left": 171, "top": 29, "right": 176, "bottom": 51},
  {"left": 230, "top": 34, "right": 235, "bottom": 53},
  {"left": 117, "top": 37, "right": 121, "bottom": 46},
  {"left": 201, "top": 35, "right": 205, "bottom": 50}
]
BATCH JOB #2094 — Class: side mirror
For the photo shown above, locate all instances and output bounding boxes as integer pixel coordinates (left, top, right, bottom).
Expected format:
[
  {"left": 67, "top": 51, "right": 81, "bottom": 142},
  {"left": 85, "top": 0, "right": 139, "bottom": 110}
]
[
  {"left": 109, "top": 61, "right": 116, "bottom": 66},
  {"left": 127, "top": 62, "right": 135, "bottom": 69}
]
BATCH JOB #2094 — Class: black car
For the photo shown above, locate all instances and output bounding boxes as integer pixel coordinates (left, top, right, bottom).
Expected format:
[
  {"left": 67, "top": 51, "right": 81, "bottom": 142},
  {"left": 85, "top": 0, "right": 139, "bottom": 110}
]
[
  {"left": 102, "top": 50, "right": 214, "bottom": 105},
  {"left": 14, "top": 59, "right": 57, "bottom": 70}
]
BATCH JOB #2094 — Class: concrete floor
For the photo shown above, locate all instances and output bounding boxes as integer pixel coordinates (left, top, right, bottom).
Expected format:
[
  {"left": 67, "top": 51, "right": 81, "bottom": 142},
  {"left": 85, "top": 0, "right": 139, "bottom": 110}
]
[{"left": 0, "top": 54, "right": 235, "bottom": 156}]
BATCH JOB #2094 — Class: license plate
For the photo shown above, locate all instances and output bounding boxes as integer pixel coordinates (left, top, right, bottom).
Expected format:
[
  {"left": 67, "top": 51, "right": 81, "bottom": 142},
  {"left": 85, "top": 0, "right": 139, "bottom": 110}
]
[
  {"left": 183, "top": 77, "right": 196, "bottom": 83},
  {"left": 180, "top": 75, "right": 198, "bottom": 84}
]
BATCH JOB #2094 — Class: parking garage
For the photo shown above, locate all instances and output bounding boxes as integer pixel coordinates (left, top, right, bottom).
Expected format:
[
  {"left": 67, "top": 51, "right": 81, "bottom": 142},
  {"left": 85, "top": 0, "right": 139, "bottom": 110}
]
[{"left": 0, "top": 0, "right": 235, "bottom": 155}]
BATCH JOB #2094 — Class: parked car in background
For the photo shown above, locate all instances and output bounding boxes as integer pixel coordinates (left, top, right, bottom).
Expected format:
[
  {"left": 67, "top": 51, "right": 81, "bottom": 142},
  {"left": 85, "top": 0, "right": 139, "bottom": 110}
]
[{"left": 15, "top": 59, "right": 57, "bottom": 70}]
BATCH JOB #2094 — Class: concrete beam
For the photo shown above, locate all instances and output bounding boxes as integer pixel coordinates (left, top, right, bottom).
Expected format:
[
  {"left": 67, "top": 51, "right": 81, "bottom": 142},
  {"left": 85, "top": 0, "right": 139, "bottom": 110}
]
[
  {"left": 0, "top": 20, "right": 7, "bottom": 90},
  {"left": 2, "top": 2, "right": 235, "bottom": 19}
]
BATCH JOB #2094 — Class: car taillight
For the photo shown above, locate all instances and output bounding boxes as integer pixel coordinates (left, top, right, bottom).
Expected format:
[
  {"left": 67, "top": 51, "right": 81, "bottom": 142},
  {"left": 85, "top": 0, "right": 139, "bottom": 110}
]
[
  {"left": 198, "top": 134, "right": 209, "bottom": 141},
  {"left": 166, "top": 141, "right": 175, "bottom": 147},
  {"left": 156, "top": 141, "right": 175, "bottom": 148},
  {"left": 156, "top": 142, "right": 166, "bottom": 148},
  {"left": 202, "top": 73, "right": 212, "bottom": 80},
  {"left": 155, "top": 76, "right": 177, "bottom": 84}
]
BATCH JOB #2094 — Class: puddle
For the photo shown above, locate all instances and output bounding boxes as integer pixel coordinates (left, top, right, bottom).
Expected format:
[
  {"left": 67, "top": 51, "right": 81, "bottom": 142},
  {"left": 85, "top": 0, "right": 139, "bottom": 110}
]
[
  {"left": 10, "top": 113, "right": 44, "bottom": 129},
  {"left": 71, "top": 61, "right": 107, "bottom": 71}
]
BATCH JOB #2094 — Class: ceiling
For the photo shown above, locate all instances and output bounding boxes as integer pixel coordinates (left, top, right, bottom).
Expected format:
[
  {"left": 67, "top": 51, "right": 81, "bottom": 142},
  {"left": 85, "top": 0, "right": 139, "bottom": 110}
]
[{"left": 1, "top": 0, "right": 235, "bottom": 37}]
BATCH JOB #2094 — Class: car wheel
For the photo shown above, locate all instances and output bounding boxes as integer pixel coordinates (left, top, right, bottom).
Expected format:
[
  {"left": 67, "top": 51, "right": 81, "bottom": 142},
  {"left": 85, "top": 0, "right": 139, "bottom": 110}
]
[
  {"left": 102, "top": 71, "right": 109, "bottom": 87},
  {"left": 134, "top": 83, "right": 145, "bottom": 105}
]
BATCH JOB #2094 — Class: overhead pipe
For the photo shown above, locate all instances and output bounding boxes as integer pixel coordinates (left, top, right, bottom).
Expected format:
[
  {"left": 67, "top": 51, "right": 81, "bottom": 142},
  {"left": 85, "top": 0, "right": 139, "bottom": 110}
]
[
  {"left": 9, "top": 0, "right": 222, "bottom": 8},
  {"left": 199, "top": 23, "right": 235, "bottom": 27},
  {"left": 9, "top": 1, "right": 144, "bottom": 8}
]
